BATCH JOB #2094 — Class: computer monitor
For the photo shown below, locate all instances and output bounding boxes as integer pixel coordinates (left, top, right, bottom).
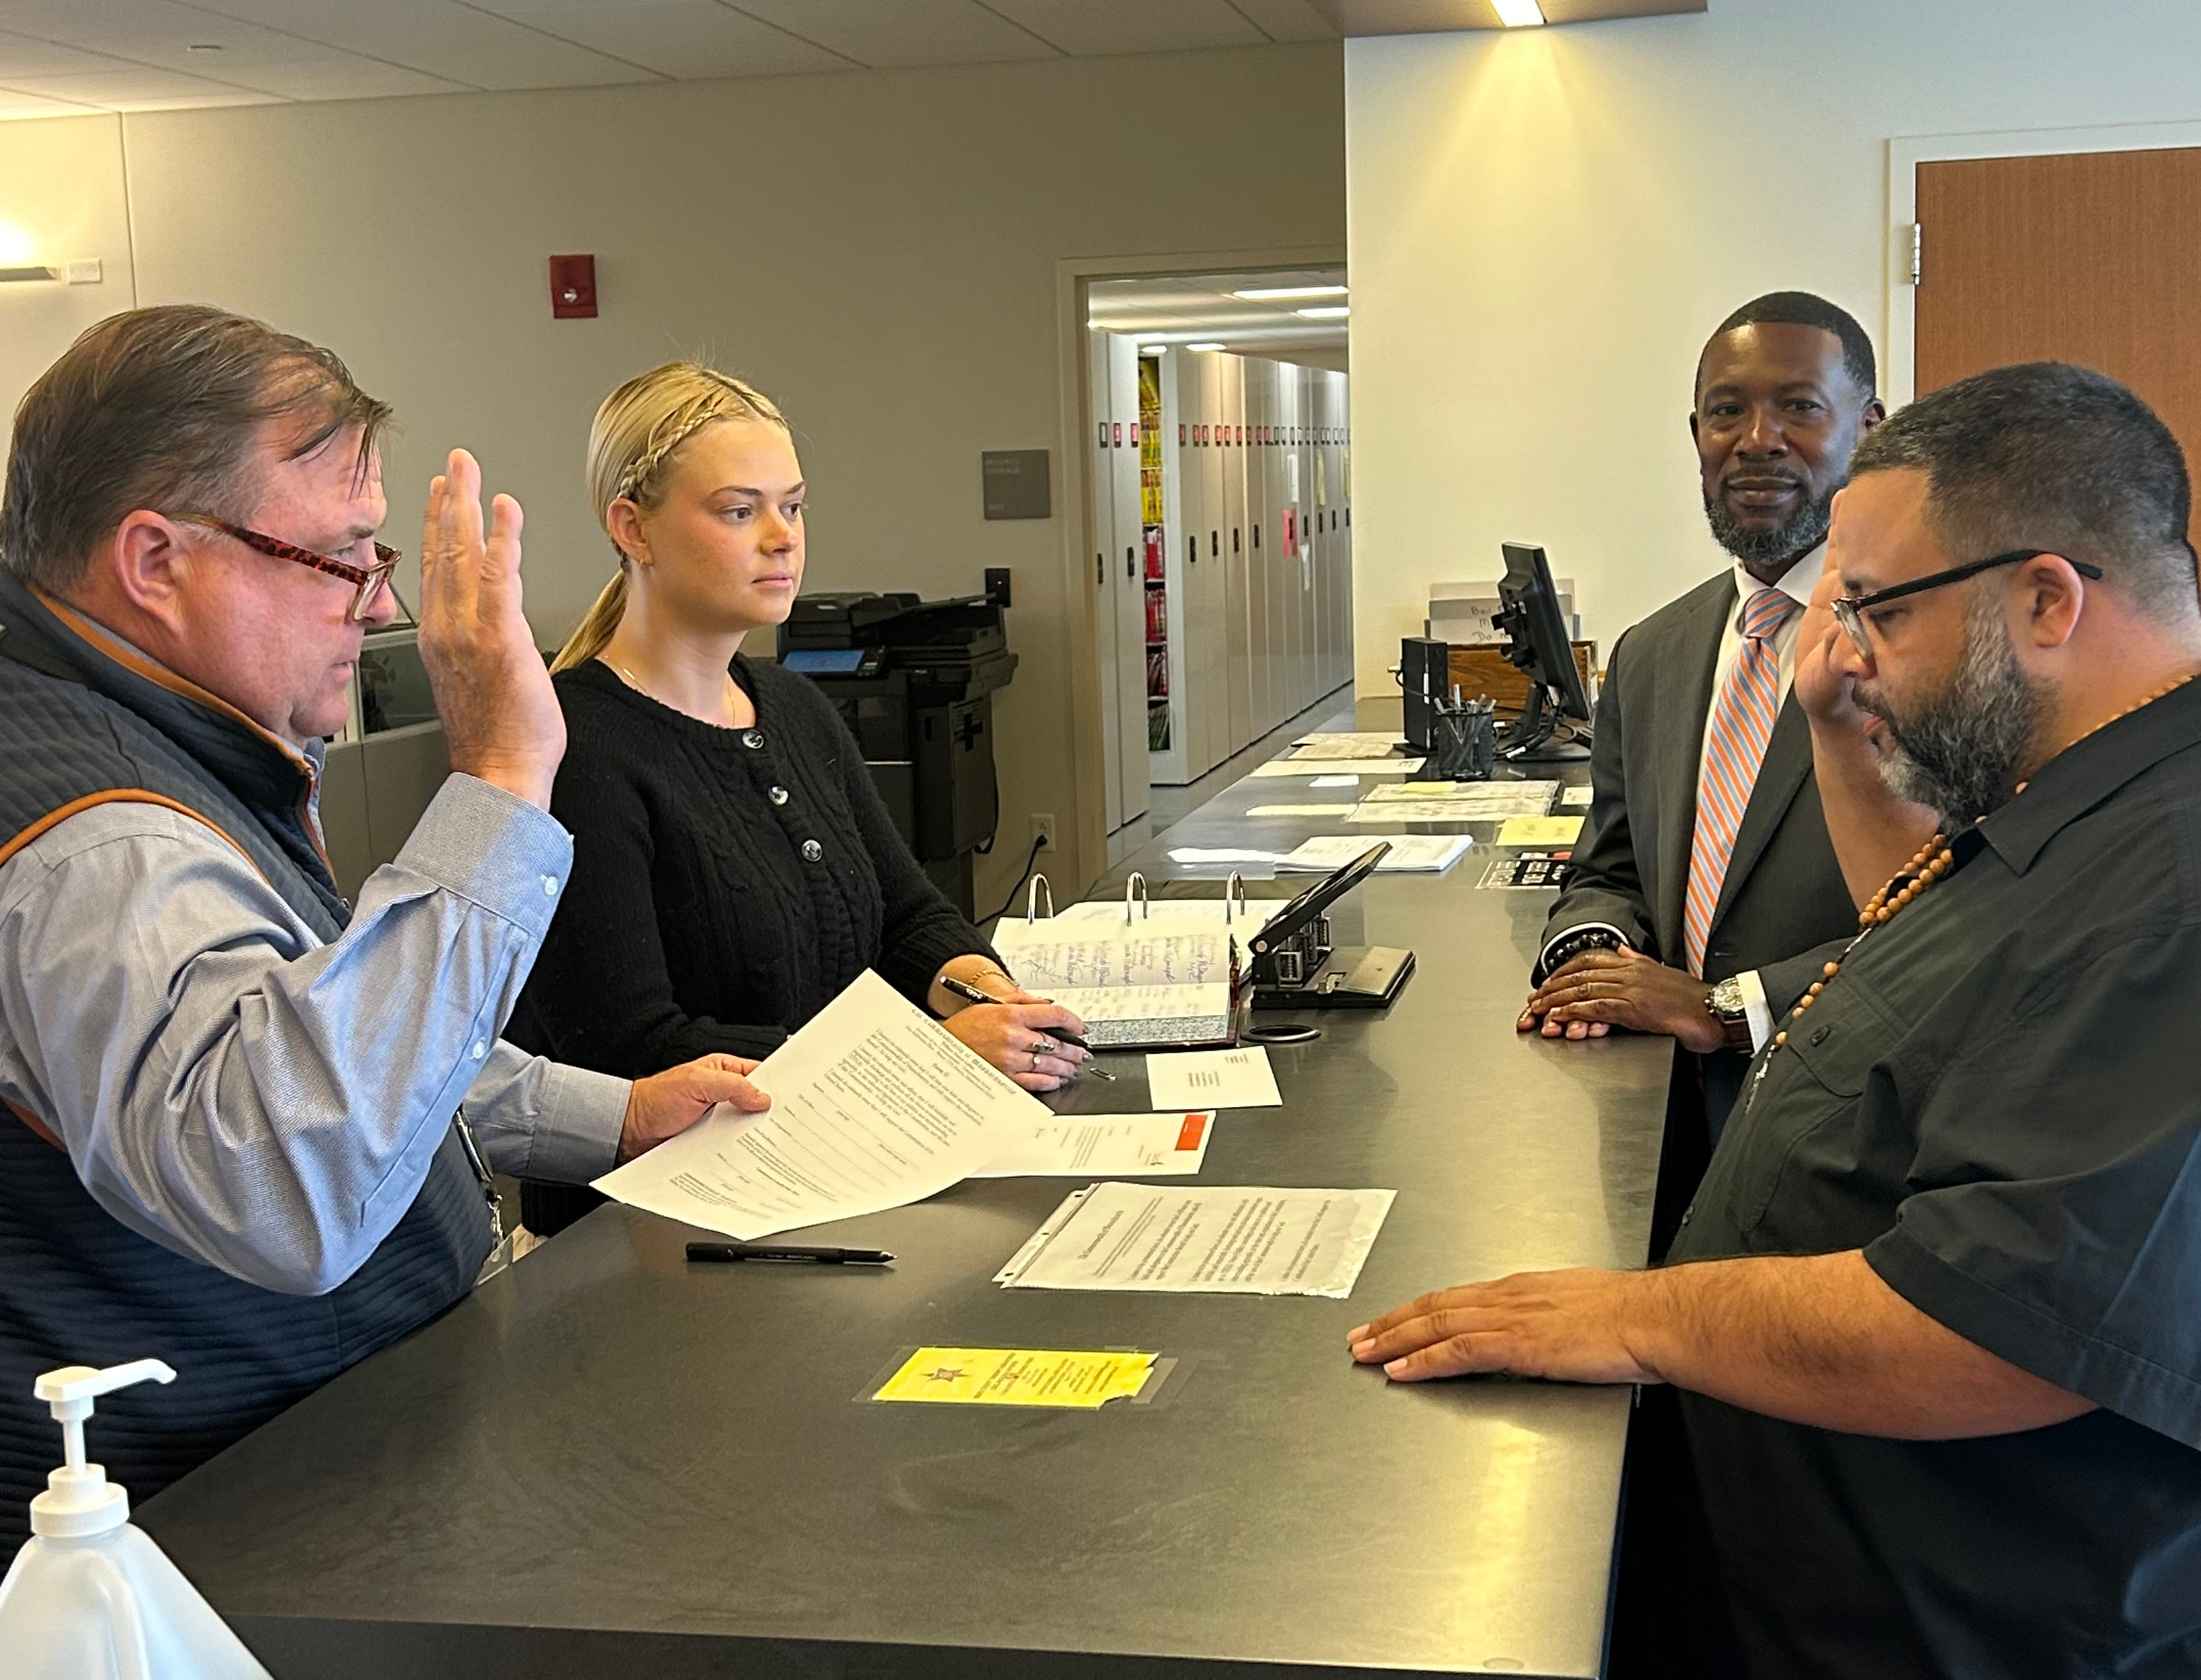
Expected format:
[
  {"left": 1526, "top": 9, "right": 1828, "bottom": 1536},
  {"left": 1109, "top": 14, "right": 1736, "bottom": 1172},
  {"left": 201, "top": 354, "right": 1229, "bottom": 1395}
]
[{"left": 1492, "top": 542, "right": 1593, "bottom": 759}]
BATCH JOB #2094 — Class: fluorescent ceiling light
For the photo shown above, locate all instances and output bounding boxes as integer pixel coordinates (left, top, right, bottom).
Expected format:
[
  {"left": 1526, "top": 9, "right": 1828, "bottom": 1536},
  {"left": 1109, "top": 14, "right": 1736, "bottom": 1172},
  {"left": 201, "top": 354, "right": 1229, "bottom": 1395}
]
[
  {"left": 1233, "top": 285, "right": 1348, "bottom": 301},
  {"left": 1492, "top": 0, "right": 1545, "bottom": 23},
  {"left": 1186, "top": 342, "right": 1226, "bottom": 353},
  {"left": 1296, "top": 306, "right": 1350, "bottom": 320}
]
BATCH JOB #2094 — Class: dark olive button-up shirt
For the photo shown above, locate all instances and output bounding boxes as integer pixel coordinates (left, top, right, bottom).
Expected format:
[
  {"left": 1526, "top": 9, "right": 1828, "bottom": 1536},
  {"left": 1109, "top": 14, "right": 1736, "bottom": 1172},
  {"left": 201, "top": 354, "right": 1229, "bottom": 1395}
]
[{"left": 1670, "top": 674, "right": 2201, "bottom": 1679}]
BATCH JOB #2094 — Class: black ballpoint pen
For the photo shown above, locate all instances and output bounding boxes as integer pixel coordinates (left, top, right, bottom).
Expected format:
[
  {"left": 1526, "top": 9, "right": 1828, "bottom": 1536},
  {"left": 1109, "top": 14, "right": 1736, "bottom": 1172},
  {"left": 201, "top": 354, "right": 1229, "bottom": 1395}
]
[
  {"left": 687, "top": 1242, "right": 894, "bottom": 1264},
  {"left": 936, "top": 972, "right": 1119, "bottom": 1079}
]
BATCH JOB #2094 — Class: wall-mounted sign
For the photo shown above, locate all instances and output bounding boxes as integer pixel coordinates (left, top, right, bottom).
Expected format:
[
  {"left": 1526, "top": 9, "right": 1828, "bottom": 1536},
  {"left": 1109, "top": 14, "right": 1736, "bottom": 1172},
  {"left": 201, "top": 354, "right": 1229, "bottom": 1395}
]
[{"left": 982, "top": 449, "right": 1051, "bottom": 520}]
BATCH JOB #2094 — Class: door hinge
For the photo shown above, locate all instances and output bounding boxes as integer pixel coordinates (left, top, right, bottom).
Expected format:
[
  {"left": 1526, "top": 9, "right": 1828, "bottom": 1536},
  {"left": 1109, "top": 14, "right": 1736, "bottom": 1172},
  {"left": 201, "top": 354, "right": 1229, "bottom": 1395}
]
[{"left": 1907, "top": 221, "right": 1924, "bottom": 287}]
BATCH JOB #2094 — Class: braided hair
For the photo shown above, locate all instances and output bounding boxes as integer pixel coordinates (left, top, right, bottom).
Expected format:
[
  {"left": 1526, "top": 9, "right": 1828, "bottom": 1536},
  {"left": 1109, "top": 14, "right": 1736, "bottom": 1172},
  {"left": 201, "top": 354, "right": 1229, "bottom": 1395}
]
[{"left": 552, "top": 362, "right": 789, "bottom": 673}]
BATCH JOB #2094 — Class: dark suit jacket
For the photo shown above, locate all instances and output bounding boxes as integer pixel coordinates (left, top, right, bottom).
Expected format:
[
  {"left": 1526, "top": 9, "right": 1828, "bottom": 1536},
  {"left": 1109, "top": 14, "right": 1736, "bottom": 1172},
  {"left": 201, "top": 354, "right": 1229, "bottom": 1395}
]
[{"left": 1541, "top": 569, "right": 1860, "bottom": 1142}]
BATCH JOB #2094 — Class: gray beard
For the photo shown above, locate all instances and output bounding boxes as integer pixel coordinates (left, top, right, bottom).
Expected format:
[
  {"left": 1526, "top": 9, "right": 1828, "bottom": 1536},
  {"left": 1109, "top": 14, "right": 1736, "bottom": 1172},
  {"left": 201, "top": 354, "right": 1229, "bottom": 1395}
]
[
  {"left": 1871, "top": 595, "right": 2045, "bottom": 826},
  {"left": 1704, "top": 486, "right": 1836, "bottom": 572}
]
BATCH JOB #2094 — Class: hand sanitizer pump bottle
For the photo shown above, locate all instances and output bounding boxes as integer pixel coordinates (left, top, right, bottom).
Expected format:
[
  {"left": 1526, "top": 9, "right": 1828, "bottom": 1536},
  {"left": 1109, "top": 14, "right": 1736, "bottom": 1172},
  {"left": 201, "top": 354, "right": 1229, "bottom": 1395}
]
[{"left": 0, "top": 1360, "right": 271, "bottom": 1679}]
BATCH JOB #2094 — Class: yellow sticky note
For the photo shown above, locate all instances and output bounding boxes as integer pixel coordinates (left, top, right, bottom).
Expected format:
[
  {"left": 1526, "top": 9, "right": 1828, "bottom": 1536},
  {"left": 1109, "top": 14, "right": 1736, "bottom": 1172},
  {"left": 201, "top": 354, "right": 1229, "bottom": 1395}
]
[
  {"left": 1496, "top": 815, "right": 1585, "bottom": 848},
  {"left": 873, "top": 1347, "right": 1156, "bottom": 1408}
]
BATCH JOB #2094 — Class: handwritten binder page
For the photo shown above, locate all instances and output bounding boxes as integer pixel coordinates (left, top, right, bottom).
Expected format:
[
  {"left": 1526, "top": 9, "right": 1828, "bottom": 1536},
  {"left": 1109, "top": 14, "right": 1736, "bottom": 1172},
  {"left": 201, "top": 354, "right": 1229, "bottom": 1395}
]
[
  {"left": 990, "top": 927, "right": 1229, "bottom": 991},
  {"left": 1044, "top": 983, "right": 1229, "bottom": 1025},
  {"left": 996, "top": 1183, "right": 1396, "bottom": 1297},
  {"left": 1146, "top": 1046, "right": 1282, "bottom": 1110},
  {"left": 592, "top": 970, "right": 1045, "bottom": 1240},
  {"left": 974, "top": 1112, "right": 1215, "bottom": 1178}
]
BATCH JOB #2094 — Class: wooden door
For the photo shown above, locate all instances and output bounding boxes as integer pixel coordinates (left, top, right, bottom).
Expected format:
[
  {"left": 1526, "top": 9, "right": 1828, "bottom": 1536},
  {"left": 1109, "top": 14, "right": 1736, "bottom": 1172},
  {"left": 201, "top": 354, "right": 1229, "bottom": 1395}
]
[{"left": 1916, "top": 147, "right": 2201, "bottom": 521}]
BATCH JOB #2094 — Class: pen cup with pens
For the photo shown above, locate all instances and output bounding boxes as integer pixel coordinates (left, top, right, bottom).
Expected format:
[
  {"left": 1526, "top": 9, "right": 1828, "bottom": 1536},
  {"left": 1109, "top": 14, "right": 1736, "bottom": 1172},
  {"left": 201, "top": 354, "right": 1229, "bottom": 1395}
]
[{"left": 1426, "top": 689, "right": 1497, "bottom": 782}]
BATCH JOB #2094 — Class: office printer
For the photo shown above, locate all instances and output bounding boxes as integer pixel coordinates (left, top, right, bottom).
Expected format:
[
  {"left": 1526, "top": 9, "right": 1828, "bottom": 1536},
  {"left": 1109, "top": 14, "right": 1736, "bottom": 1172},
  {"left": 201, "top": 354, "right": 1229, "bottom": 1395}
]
[{"left": 777, "top": 591, "right": 1018, "bottom": 918}]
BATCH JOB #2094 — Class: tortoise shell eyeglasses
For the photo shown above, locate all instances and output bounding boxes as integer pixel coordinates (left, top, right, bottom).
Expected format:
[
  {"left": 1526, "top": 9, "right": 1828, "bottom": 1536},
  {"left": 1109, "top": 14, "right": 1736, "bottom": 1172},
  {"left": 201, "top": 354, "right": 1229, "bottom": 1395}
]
[{"left": 171, "top": 514, "right": 413, "bottom": 625}]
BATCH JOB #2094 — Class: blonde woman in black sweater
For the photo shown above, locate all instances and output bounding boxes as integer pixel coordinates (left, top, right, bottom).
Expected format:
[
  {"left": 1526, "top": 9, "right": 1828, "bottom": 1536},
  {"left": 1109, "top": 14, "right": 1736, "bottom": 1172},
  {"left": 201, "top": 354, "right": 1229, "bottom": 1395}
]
[{"left": 509, "top": 364, "right": 1083, "bottom": 1232}]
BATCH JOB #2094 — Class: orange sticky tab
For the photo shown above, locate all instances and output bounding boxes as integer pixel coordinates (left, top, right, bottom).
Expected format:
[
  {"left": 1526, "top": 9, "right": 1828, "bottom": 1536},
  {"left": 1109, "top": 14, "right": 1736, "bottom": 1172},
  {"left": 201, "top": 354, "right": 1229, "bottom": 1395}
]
[{"left": 1176, "top": 1114, "right": 1207, "bottom": 1151}]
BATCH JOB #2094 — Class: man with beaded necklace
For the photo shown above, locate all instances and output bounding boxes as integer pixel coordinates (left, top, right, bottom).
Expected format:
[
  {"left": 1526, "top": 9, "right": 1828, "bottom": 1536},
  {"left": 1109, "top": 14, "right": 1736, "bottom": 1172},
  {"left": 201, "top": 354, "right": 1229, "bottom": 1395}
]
[{"left": 1353, "top": 362, "right": 2201, "bottom": 1676}]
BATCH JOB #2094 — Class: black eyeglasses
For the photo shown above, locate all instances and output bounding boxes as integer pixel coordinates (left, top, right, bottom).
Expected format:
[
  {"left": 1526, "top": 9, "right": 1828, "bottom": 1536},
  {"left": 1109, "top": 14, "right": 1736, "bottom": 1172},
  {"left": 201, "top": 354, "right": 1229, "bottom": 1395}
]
[
  {"left": 172, "top": 513, "right": 412, "bottom": 625},
  {"left": 1830, "top": 548, "right": 2103, "bottom": 659}
]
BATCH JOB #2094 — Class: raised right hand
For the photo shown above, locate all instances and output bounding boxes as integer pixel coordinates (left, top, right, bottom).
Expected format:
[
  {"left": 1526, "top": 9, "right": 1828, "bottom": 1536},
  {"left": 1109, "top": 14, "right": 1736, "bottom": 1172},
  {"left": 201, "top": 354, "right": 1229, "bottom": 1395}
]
[{"left": 417, "top": 448, "right": 565, "bottom": 809}]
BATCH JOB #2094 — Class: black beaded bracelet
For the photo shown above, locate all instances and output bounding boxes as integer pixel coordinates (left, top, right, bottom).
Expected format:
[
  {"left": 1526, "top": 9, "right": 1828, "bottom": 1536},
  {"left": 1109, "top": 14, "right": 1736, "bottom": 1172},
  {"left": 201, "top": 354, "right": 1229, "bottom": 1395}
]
[{"left": 1540, "top": 925, "right": 1625, "bottom": 978}]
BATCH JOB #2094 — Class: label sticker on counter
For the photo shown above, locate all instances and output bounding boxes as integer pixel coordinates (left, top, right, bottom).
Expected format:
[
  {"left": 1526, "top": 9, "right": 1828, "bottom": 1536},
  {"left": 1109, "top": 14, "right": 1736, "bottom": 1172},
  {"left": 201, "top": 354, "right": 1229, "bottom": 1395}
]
[
  {"left": 1480, "top": 852, "right": 1574, "bottom": 889},
  {"left": 870, "top": 1347, "right": 1159, "bottom": 1408}
]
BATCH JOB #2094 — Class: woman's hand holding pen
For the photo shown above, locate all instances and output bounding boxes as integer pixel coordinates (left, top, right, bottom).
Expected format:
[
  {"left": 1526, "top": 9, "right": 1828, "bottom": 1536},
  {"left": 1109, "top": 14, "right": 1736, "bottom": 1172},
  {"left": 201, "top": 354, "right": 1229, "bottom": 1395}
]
[{"left": 933, "top": 962, "right": 1092, "bottom": 1092}]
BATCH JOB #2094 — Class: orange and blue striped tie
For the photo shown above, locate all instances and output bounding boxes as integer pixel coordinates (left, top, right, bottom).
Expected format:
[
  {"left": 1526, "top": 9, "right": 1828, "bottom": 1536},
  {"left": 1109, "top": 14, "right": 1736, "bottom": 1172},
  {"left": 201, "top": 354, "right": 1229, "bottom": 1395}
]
[{"left": 1681, "top": 587, "right": 1798, "bottom": 978}]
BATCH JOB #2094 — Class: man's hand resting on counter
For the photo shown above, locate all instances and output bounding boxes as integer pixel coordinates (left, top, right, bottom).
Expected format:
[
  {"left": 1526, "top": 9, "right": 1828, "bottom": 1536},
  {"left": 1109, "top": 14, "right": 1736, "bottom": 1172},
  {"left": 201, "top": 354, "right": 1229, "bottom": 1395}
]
[
  {"left": 1517, "top": 946, "right": 1722, "bottom": 1052},
  {"left": 619, "top": 1054, "right": 771, "bottom": 1163}
]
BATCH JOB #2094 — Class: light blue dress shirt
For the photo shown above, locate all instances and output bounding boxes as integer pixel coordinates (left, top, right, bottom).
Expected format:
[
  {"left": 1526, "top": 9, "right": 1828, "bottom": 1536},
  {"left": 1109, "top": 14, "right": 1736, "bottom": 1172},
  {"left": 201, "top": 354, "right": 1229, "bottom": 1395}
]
[{"left": 0, "top": 772, "right": 629, "bottom": 1296}]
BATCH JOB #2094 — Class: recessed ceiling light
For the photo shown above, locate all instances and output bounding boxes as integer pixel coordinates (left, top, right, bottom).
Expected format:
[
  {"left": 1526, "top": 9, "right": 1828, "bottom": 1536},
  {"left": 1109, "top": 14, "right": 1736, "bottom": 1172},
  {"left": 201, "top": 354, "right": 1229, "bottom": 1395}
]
[
  {"left": 1296, "top": 306, "right": 1350, "bottom": 320},
  {"left": 1233, "top": 285, "right": 1348, "bottom": 301},
  {"left": 1186, "top": 342, "right": 1226, "bottom": 353},
  {"left": 1492, "top": 0, "right": 1544, "bottom": 24},
  {"left": 1138, "top": 344, "right": 1166, "bottom": 354}
]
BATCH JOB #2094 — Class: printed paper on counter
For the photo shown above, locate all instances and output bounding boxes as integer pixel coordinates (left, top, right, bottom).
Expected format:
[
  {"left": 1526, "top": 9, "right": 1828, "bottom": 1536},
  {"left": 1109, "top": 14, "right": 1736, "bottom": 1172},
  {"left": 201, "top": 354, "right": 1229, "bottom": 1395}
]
[
  {"left": 975, "top": 1112, "right": 1214, "bottom": 1178},
  {"left": 1146, "top": 1046, "right": 1282, "bottom": 1110},
  {"left": 996, "top": 1182, "right": 1396, "bottom": 1298}
]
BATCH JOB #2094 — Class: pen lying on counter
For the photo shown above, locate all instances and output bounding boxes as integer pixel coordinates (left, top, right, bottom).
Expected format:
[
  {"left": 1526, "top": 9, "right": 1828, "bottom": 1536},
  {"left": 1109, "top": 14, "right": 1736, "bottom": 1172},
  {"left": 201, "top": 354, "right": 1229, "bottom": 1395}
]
[
  {"left": 686, "top": 1242, "right": 895, "bottom": 1265},
  {"left": 936, "top": 972, "right": 1119, "bottom": 1079}
]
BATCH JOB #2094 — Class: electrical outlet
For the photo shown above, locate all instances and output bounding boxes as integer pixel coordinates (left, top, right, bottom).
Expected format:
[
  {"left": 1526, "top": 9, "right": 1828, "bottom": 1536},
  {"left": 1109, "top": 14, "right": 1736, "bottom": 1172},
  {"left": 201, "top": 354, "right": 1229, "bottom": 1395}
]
[{"left": 1030, "top": 812, "right": 1057, "bottom": 852}]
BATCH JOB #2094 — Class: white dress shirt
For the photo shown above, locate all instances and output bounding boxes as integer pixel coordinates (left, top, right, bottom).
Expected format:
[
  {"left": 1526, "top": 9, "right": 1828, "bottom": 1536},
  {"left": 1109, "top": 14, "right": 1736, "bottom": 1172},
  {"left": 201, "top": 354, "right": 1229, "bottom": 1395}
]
[{"left": 1540, "top": 543, "right": 1827, "bottom": 1050}]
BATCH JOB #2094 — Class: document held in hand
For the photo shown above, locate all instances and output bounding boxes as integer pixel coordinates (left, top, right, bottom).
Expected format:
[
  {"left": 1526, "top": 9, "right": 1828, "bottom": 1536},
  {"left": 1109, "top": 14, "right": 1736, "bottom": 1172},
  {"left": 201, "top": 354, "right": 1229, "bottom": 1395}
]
[{"left": 592, "top": 969, "right": 1048, "bottom": 1240}]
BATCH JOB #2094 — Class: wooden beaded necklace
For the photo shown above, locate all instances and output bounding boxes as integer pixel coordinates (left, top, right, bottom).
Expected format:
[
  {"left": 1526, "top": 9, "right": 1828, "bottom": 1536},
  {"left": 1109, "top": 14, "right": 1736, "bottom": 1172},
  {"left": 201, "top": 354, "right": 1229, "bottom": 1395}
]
[{"left": 1762, "top": 668, "right": 2200, "bottom": 1061}]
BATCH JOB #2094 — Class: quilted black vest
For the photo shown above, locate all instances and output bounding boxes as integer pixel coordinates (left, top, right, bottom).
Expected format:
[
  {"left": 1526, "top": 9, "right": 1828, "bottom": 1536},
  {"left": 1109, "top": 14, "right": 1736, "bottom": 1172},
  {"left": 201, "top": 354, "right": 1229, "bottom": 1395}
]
[{"left": 0, "top": 571, "right": 491, "bottom": 1560}]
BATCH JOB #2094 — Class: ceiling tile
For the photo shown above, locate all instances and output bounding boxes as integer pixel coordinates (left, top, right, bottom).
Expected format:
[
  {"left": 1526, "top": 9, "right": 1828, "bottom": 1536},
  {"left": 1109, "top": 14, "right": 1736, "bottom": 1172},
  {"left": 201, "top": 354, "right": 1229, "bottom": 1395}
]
[
  {"left": 6, "top": 66, "right": 283, "bottom": 108},
  {"left": 0, "top": 30, "right": 138, "bottom": 75},
  {"left": 473, "top": 1, "right": 852, "bottom": 76},
  {"left": 172, "top": 0, "right": 661, "bottom": 90},
  {"left": 225, "top": 59, "right": 472, "bottom": 99},
  {"left": 731, "top": 0, "right": 1055, "bottom": 68},
  {"left": 1225, "top": 0, "right": 1339, "bottom": 41},
  {"left": 982, "top": 0, "right": 1268, "bottom": 56},
  {"left": 0, "top": 83, "right": 103, "bottom": 116}
]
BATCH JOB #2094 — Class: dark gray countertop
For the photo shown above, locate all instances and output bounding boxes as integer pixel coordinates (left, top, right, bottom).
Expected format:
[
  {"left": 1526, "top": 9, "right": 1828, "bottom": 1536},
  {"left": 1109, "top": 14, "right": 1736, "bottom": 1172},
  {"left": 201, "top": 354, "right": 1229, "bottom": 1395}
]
[{"left": 140, "top": 740, "right": 1670, "bottom": 1679}]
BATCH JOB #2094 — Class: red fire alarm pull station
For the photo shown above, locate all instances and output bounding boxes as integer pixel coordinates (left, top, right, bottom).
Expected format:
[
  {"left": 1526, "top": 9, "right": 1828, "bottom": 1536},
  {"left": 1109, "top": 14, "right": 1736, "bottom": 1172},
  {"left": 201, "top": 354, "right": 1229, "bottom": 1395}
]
[{"left": 549, "top": 254, "right": 597, "bottom": 319}]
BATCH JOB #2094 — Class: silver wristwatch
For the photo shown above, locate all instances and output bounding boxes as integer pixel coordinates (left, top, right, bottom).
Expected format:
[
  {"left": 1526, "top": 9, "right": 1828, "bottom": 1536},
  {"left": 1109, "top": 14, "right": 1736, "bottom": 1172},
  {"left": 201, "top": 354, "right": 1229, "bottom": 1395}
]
[{"left": 1706, "top": 975, "right": 1754, "bottom": 1053}]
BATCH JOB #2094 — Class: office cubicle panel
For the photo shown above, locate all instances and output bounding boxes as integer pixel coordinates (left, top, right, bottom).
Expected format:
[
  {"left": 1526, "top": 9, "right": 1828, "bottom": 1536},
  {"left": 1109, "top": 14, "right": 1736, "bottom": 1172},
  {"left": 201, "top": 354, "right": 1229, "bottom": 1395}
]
[{"left": 1108, "top": 333, "right": 1149, "bottom": 825}]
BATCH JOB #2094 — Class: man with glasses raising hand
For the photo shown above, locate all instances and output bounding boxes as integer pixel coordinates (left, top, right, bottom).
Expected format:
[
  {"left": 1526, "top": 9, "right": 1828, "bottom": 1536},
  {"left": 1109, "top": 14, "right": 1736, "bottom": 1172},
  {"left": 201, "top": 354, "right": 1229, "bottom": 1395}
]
[
  {"left": 0, "top": 305, "right": 770, "bottom": 1560},
  {"left": 1354, "top": 362, "right": 2201, "bottom": 1676}
]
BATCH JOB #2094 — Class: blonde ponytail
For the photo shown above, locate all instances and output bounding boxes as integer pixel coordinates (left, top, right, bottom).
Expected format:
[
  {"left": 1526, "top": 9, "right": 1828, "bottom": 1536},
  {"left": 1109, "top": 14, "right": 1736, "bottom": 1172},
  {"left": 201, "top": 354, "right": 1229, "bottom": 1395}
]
[
  {"left": 550, "top": 563, "right": 631, "bottom": 673},
  {"left": 552, "top": 359, "right": 790, "bottom": 675}
]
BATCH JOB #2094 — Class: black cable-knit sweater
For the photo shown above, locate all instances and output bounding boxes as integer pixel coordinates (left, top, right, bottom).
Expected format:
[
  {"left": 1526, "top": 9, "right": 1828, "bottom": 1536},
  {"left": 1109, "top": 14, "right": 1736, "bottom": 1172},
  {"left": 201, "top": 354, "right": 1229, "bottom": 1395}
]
[{"left": 507, "top": 654, "right": 995, "bottom": 1078}]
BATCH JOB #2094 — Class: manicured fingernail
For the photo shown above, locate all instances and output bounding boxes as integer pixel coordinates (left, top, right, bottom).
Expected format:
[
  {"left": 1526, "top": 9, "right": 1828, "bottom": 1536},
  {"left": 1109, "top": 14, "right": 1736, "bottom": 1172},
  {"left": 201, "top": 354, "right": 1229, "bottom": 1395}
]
[
  {"left": 1350, "top": 1339, "right": 1375, "bottom": 1359},
  {"left": 1384, "top": 1358, "right": 1407, "bottom": 1376},
  {"left": 1347, "top": 1323, "right": 1368, "bottom": 1341}
]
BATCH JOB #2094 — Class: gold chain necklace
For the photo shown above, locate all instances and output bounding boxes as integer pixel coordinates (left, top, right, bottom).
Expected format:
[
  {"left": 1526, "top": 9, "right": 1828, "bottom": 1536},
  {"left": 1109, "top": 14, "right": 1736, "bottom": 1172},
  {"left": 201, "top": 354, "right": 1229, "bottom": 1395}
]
[
  {"left": 614, "top": 661, "right": 742, "bottom": 725},
  {"left": 1768, "top": 667, "right": 2200, "bottom": 1055}
]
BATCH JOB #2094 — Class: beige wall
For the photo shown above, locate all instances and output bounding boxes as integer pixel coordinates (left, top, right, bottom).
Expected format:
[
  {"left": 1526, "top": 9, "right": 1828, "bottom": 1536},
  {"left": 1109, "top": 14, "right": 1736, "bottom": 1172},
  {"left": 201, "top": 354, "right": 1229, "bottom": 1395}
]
[
  {"left": 0, "top": 44, "right": 1345, "bottom": 903},
  {"left": 1346, "top": 0, "right": 2201, "bottom": 686},
  {"left": 0, "top": 116, "right": 135, "bottom": 426}
]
